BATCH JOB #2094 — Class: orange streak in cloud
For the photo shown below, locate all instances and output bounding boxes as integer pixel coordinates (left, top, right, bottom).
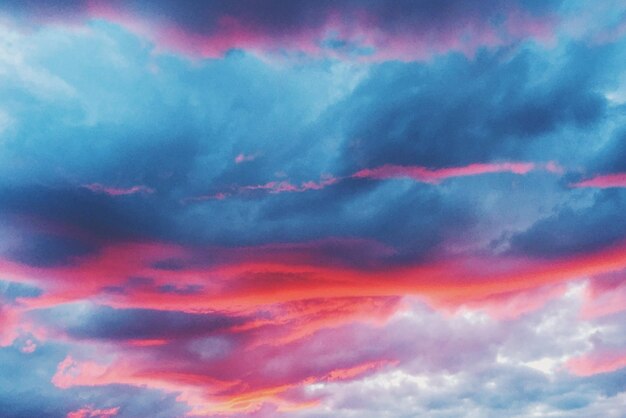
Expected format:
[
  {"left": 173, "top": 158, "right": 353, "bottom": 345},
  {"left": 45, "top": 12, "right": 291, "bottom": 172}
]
[
  {"left": 320, "top": 359, "right": 396, "bottom": 382},
  {"left": 239, "top": 297, "right": 400, "bottom": 348},
  {"left": 53, "top": 356, "right": 320, "bottom": 415},
  {"left": 16, "top": 240, "right": 621, "bottom": 415},
  {"left": 4, "top": 239, "right": 626, "bottom": 316},
  {"left": 125, "top": 339, "right": 168, "bottom": 347}
]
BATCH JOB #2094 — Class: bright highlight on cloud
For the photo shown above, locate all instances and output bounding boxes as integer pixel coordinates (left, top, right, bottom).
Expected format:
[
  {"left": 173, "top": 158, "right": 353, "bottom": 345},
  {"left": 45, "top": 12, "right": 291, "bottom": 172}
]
[{"left": 0, "top": 1, "right": 625, "bottom": 417}]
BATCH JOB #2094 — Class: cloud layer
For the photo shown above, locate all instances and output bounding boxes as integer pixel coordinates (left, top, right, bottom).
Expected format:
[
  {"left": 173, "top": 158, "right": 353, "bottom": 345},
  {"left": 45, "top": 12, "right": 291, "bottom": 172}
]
[{"left": 1, "top": 1, "right": 626, "bottom": 417}]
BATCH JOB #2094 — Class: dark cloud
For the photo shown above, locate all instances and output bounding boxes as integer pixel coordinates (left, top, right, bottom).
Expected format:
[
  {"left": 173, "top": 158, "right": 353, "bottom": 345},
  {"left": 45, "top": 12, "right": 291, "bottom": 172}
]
[
  {"left": 123, "top": 0, "right": 560, "bottom": 33},
  {"left": 508, "top": 189, "right": 626, "bottom": 258},
  {"left": 330, "top": 44, "right": 608, "bottom": 172},
  {"left": 0, "top": 185, "right": 170, "bottom": 247},
  {"left": 0, "top": 0, "right": 89, "bottom": 20},
  {"left": 156, "top": 284, "right": 204, "bottom": 296},
  {"left": 1, "top": 0, "right": 563, "bottom": 39},
  {"left": 238, "top": 180, "right": 475, "bottom": 263},
  {"left": 151, "top": 258, "right": 187, "bottom": 271},
  {"left": 5, "top": 234, "right": 96, "bottom": 268},
  {"left": 57, "top": 306, "right": 246, "bottom": 341},
  {"left": 590, "top": 128, "right": 626, "bottom": 175},
  {"left": 0, "top": 29, "right": 617, "bottom": 270}
]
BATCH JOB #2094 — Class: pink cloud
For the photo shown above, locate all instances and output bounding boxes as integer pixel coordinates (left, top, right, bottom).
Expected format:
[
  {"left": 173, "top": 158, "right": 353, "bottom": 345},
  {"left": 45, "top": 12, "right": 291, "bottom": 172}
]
[
  {"left": 53, "top": 355, "right": 111, "bottom": 389},
  {"left": 51, "top": 354, "right": 314, "bottom": 415},
  {"left": 20, "top": 338, "right": 37, "bottom": 353},
  {"left": 442, "top": 283, "right": 567, "bottom": 320},
  {"left": 2, "top": 237, "right": 621, "bottom": 414},
  {"left": 184, "top": 192, "right": 230, "bottom": 203},
  {"left": 235, "top": 153, "right": 258, "bottom": 164},
  {"left": 66, "top": 406, "right": 120, "bottom": 418},
  {"left": 188, "top": 161, "right": 557, "bottom": 202},
  {"left": 0, "top": 305, "right": 21, "bottom": 347},
  {"left": 321, "top": 359, "right": 397, "bottom": 382},
  {"left": 544, "top": 160, "right": 565, "bottom": 174},
  {"left": 571, "top": 173, "right": 626, "bottom": 189},
  {"left": 82, "top": 183, "right": 154, "bottom": 196},
  {"left": 567, "top": 350, "right": 626, "bottom": 376},
  {"left": 47, "top": 301, "right": 400, "bottom": 414},
  {"left": 6, "top": 235, "right": 626, "bottom": 317},
  {"left": 240, "top": 176, "right": 340, "bottom": 194},
  {"left": 352, "top": 162, "right": 536, "bottom": 183},
  {"left": 9, "top": 1, "right": 561, "bottom": 61},
  {"left": 187, "top": 175, "right": 340, "bottom": 202},
  {"left": 581, "top": 270, "right": 626, "bottom": 319}
]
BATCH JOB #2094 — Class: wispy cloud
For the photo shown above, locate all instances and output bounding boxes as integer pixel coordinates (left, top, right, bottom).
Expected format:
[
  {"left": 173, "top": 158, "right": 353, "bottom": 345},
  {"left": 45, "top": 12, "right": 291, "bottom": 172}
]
[{"left": 82, "top": 183, "right": 154, "bottom": 196}]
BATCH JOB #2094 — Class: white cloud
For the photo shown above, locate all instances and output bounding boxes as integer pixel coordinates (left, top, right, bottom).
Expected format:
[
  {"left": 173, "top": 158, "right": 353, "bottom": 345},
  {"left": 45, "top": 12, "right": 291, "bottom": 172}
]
[
  {"left": 288, "top": 288, "right": 626, "bottom": 418},
  {"left": 0, "top": 22, "right": 76, "bottom": 99}
]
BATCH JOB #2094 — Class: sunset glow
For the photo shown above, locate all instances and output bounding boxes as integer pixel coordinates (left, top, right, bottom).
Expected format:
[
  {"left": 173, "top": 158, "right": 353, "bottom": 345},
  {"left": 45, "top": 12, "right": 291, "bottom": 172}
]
[{"left": 1, "top": 1, "right": 626, "bottom": 417}]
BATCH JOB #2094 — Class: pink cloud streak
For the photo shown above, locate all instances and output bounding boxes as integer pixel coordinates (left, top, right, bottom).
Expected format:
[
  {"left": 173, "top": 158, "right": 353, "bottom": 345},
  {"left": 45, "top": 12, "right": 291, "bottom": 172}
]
[
  {"left": 235, "top": 153, "right": 258, "bottom": 164},
  {"left": 82, "top": 183, "right": 154, "bottom": 196},
  {"left": 567, "top": 350, "right": 626, "bottom": 376},
  {"left": 351, "top": 162, "right": 536, "bottom": 183},
  {"left": 189, "top": 161, "right": 559, "bottom": 202},
  {"left": 240, "top": 176, "right": 340, "bottom": 194},
  {"left": 571, "top": 173, "right": 626, "bottom": 189},
  {"left": 66, "top": 406, "right": 120, "bottom": 418}
]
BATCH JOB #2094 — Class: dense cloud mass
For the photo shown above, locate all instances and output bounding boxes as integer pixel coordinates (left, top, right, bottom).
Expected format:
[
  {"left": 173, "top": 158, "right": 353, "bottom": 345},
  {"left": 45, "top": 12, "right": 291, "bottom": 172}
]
[{"left": 0, "top": 1, "right": 626, "bottom": 417}]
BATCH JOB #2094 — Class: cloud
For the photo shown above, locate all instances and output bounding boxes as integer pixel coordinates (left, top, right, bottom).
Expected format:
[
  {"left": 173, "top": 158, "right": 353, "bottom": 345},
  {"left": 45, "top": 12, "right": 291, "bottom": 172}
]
[
  {"left": 5, "top": 233, "right": 97, "bottom": 268},
  {"left": 0, "top": 280, "right": 42, "bottom": 301},
  {"left": 1, "top": 0, "right": 564, "bottom": 60},
  {"left": 27, "top": 288, "right": 624, "bottom": 416},
  {"left": 67, "top": 406, "right": 120, "bottom": 418},
  {"left": 235, "top": 153, "right": 258, "bottom": 164},
  {"left": 572, "top": 173, "right": 626, "bottom": 189},
  {"left": 44, "top": 305, "right": 247, "bottom": 342},
  {"left": 82, "top": 184, "right": 155, "bottom": 196},
  {"left": 581, "top": 270, "right": 626, "bottom": 319},
  {"left": 508, "top": 189, "right": 626, "bottom": 258},
  {"left": 328, "top": 44, "right": 610, "bottom": 174},
  {"left": 0, "top": 4, "right": 626, "bottom": 417},
  {"left": 567, "top": 350, "right": 626, "bottom": 377},
  {"left": 351, "top": 162, "right": 537, "bottom": 182},
  {"left": 189, "top": 161, "right": 554, "bottom": 202}
]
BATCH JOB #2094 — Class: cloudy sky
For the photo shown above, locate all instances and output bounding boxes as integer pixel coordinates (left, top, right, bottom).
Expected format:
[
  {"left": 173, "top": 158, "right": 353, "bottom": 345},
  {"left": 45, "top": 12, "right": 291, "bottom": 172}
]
[{"left": 1, "top": 1, "right": 626, "bottom": 417}]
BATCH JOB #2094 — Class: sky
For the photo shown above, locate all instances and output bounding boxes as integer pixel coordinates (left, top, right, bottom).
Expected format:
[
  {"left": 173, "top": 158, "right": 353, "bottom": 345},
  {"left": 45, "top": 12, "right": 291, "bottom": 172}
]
[{"left": 0, "top": 1, "right": 626, "bottom": 417}]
